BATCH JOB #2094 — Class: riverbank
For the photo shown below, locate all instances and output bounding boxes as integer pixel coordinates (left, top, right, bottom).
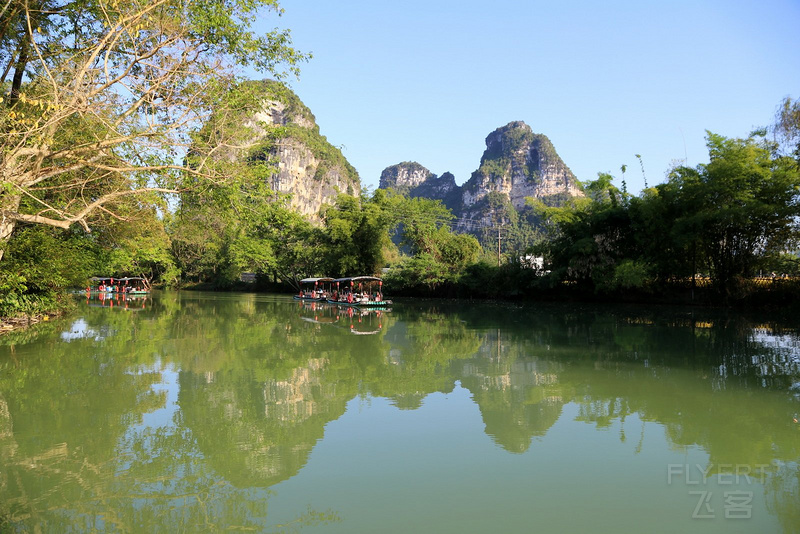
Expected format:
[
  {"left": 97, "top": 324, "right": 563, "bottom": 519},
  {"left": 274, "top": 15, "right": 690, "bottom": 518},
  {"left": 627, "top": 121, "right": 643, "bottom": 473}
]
[
  {"left": 1, "top": 314, "right": 49, "bottom": 335},
  {"left": 0, "top": 297, "right": 74, "bottom": 337}
]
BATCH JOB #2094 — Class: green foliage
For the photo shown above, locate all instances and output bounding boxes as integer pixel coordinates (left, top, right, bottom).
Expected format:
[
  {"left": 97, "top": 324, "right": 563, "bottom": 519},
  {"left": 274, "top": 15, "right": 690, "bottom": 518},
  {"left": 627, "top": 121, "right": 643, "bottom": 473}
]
[
  {"left": 534, "top": 131, "right": 800, "bottom": 300},
  {"left": 462, "top": 192, "right": 542, "bottom": 256},
  {"left": 172, "top": 162, "right": 319, "bottom": 287},
  {"left": 0, "top": 227, "right": 96, "bottom": 316},
  {"left": 773, "top": 95, "right": 800, "bottom": 161},
  {"left": 383, "top": 194, "right": 481, "bottom": 292},
  {"left": 761, "top": 252, "right": 800, "bottom": 275},
  {"left": 95, "top": 208, "right": 180, "bottom": 286},
  {"left": 386, "top": 253, "right": 452, "bottom": 291},
  {"left": 477, "top": 158, "right": 509, "bottom": 181},
  {"left": 663, "top": 132, "right": 800, "bottom": 291},
  {"left": 530, "top": 173, "right": 635, "bottom": 288},
  {"left": 319, "top": 191, "right": 395, "bottom": 277},
  {"left": 608, "top": 260, "right": 651, "bottom": 291}
]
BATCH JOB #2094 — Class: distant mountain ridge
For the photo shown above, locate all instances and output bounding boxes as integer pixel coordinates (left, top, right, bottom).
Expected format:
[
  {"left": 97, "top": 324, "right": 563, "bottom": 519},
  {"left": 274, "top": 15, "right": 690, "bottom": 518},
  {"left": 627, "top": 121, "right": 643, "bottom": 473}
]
[{"left": 379, "top": 121, "right": 583, "bottom": 237}]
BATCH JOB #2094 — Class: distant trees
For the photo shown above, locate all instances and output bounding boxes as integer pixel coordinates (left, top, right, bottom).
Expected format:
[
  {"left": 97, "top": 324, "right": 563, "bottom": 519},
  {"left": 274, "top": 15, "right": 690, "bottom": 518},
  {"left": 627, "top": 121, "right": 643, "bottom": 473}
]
[
  {"left": 773, "top": 96, "right": 800, "bottom": 162},
  {"left": 534, "top": 132, "right": 800, "bottom": 297},
  {"left": 317, "top": 191, "right": 396, "bottom": 278},
  {"left": 386, "top": 195, "right": 481, "bottom": 291}
]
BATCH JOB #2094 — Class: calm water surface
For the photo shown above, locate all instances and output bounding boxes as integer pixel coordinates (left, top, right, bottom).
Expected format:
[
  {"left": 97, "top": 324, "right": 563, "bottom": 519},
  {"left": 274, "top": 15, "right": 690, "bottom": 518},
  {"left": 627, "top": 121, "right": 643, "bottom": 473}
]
[{"left": 1, "top": 292, "right": 799, "bottom": 533}]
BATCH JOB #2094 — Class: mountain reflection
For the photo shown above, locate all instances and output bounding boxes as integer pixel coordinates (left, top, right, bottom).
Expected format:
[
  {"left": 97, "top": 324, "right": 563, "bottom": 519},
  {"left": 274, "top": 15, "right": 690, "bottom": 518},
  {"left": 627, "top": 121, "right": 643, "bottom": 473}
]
[{"left": 0, "top": 294, "right": 798, "bottom": 531}]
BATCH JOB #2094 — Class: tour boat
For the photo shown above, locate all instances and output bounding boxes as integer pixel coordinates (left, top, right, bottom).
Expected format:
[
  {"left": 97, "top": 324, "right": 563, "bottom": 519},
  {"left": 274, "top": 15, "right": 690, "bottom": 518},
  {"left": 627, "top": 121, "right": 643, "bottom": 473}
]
[
  {"left": 88, "top": 276, "right": 151, "bottom": 294},
  {"left": 293, "top": 277, "right": 333, "bottom": 301},
  {"left": 326, "top": 276, "right": 392, "bottom": 307}
]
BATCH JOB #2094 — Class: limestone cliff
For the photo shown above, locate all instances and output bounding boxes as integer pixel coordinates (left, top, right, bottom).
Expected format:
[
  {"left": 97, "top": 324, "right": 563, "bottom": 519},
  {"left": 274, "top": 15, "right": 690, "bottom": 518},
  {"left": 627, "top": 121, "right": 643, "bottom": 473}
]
[
  {"left": 379, "top": 163, "right": 461, "bottom": 211},
  {"left": 461, "top": 121, "right": 582, "bottom": 209},
  {"left": 232, "top": 80, "right": 360, "bottom": 218},
  {"left": 378, "top": 122, "right": 582, "bottom": 240},
  {"left": 379, "top": 162, "right": 435, "bottom": 192}
]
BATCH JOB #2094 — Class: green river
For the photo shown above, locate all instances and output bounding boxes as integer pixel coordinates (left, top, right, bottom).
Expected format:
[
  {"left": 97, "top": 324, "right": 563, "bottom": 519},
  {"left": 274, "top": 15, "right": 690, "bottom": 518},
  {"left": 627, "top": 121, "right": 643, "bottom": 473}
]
[{"left": 0, "top": 292, "right": 798, "bottom": 533}]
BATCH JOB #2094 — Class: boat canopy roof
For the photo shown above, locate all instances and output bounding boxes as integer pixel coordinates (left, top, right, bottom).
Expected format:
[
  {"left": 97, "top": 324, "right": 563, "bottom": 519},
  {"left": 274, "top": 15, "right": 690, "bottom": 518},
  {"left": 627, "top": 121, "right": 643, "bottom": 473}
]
[
  {"left": 91, "top": 276, "right": 147, "bottom": 281},
  {"left": 332, "top": 276, "right": 382, "bottom": 283},
  {"left": 299, "top": 277, "right": 335, "bottom": 284}
]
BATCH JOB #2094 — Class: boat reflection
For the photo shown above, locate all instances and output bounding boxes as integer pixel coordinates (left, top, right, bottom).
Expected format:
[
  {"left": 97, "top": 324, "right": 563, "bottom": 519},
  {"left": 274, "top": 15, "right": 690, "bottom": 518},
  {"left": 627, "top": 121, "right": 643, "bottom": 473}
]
[
  {"left": 296, "top": 300, "right": 389, "bottom": 335},
  {"left": 85, "top": 290, "right": 149, "bottom": 310}
]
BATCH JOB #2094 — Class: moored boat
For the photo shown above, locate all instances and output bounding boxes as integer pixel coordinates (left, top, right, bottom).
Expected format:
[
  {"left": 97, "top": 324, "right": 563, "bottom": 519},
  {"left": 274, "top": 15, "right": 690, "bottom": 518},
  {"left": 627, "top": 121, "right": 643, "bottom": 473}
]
[
  {"left": 293, "top": 277, "right": 333, "bottom": 301},
  {"left": 326, "top": 276, "right": 392, "bottom": 307},
  {"left": 88, "top": 276, "right": 151, "bottom": 294}
]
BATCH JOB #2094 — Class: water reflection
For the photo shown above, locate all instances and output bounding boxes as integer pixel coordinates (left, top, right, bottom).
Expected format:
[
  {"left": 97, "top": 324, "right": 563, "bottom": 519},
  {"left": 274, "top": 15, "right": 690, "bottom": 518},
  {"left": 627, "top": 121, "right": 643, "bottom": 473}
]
[
  {"left": 0, "top": 295, "right": 798, "bottom": 532},
  {"left": 296, "top": 301, "right": 389, "bottom": 335},
  {"left": 86, "top": 290, "right": 150, "bottom": 311}
]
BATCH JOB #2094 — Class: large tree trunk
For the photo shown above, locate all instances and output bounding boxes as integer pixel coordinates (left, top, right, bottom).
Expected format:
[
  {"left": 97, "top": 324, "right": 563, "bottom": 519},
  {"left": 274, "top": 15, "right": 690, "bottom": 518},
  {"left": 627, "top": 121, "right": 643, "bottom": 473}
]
[{"left": 0, "top": 193, "right": 22, "bottom": 263}]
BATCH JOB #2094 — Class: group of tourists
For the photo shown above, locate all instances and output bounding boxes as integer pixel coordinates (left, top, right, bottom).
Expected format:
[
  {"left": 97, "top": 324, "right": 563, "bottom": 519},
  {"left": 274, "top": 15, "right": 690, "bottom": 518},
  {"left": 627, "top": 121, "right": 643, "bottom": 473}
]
[
  {"left": 92, "top": 282, "right": 147, "bottom": 293},
  {"left": 332, "top": 290, "right": 382, "bottom": 304}
]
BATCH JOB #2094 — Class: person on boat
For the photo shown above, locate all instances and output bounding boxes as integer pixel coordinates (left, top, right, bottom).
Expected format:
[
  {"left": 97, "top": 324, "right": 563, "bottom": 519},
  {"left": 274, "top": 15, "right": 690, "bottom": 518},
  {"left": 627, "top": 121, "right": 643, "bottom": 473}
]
[{"left": 347, "top": 292, "right": 353, "bottom": 304}]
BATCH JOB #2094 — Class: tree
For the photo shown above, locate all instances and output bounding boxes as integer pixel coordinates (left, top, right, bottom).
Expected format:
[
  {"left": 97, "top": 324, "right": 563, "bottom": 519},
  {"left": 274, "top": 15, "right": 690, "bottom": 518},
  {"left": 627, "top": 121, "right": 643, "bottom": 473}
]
[
  {"left": 0, "top": 224, "right": 98, "bottom": 315},
  {"left": 319, "top": 191, "right": 396, "bottom": 277},
  {"left": 773, "top": 95, "right": 800, "bottom": 162},
  {"left": 170, "top": 164, "right": 319, "bottom": 287},
  {"left": 664, "top": 132, "right": 800, "bottom": 293},
  {"left": 0, "top": 0, "right": 307, "bottom": 261},
  {"left": 532, "top": 173, "right": 634, "bottom": 289},
  {"left": 384, "top": 194, "right": 481, "bottom": 292},
  {"left": 392, "top": 195, "right": 454, "bottom": 256}
]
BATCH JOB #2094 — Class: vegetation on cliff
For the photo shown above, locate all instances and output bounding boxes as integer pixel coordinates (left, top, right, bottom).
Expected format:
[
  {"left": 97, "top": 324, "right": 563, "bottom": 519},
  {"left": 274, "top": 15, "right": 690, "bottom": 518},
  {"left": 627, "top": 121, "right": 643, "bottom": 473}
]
[{"left": 244, "top": 80, "right": 360, "bottom": 185}]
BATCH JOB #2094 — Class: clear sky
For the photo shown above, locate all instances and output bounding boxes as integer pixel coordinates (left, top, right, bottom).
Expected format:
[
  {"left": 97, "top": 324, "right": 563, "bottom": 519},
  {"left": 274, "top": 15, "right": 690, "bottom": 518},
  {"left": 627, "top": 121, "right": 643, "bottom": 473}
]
[{"left": 252, "top": 0, "right": 800, "bottom": 194}]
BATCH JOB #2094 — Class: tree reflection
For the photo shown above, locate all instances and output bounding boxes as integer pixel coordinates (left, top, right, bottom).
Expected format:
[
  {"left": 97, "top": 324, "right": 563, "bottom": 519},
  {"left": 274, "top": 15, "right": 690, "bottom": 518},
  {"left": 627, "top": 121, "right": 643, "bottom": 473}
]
[{"left": 0, "top": 295, "right": 799, "bottom": 531}]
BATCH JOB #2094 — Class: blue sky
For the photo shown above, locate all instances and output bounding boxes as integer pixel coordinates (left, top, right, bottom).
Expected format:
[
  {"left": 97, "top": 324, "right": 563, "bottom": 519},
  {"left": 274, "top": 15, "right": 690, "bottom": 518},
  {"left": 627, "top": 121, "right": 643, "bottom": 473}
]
[{"left": 253, "top": 0, "right": 800, "bottom": 194}]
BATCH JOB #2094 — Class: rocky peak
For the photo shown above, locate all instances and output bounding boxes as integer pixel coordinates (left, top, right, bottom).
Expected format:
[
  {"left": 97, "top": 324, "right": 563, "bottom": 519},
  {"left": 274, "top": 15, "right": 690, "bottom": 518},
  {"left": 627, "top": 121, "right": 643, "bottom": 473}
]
[
  {"left": 236, "top": 80, "right": 360, "bottom": 219},
  {"left": 253, "top": 100, "right": 314, "bottom": 130},
  {"left": 463, "top": 121, "right": 582, "bottom": 209},
  {"left": 379, "top": 163, "right": 461, "bottom": 212},
  {"left": 435, "top": 172, "right": 457, "bottom": 190},
  {"left": 376, "top": 121, "right": 583, "bottom": 246},
  {"left": 483, "top": 121, "right": 532, "bottom": 156},
  {"left": 379, "top": 162, "right": 435, "bottom": 191}
]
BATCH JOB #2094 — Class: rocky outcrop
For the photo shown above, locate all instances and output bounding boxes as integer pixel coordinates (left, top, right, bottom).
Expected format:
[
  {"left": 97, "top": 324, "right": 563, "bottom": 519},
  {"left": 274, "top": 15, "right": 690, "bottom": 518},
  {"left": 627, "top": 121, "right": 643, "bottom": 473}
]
[
  {"left": 461, "top": 121, "right": 582, "bottom": 209},
  {"left": 379, "top": 162, "right": 435, "bottom": 192},
  {"left": 226, "top": 80, "right": 360, "bottom": 219},
  {"left": 378, "top": 122, "right": 583, "bottom": 239},
  {"left": 379, "top": 163, "right": 461, "bottom": 211},
  {"left": 266, "top": 137, "right": 359, "bottom": 218}
]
